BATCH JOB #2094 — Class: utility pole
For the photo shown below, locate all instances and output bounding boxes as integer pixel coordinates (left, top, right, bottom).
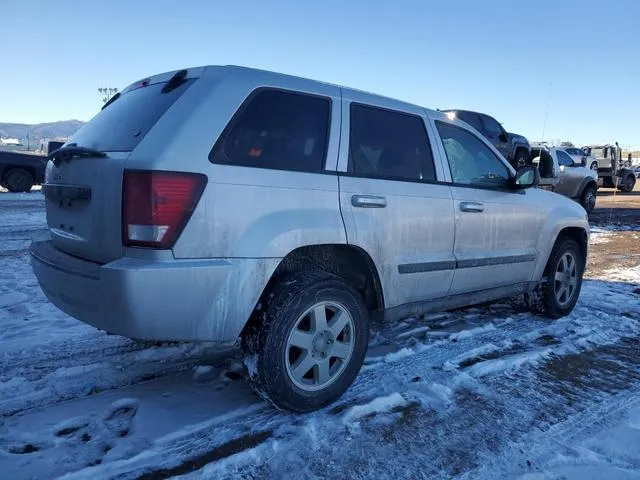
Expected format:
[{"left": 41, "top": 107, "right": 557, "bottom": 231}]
[{"left": 98, "top": 87, "right": 118, "bottom": 104}]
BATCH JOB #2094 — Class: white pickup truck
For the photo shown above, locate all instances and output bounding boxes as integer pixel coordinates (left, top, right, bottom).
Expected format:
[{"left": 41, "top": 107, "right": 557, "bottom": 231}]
[{"left": 531, "top": 144, "right": 600, "bottom": 213}]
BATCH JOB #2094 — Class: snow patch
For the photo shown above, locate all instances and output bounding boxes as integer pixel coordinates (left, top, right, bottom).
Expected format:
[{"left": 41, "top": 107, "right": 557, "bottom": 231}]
[
  {"left": 193, "top": 365, "right": 215, "bottom": 383},
  {"left": 600, "top": 265, "right": 640, "bottom": 284},
  {"left": 243, "top": 354, "right": 258, "bottom": 378},
  {"left": 449, "top": 323, "right": 496, "bottom": 341},
  {"left": 342, "top": 393, "right": 407, "bottom": 423},
  {"left": 0, "top": 292, "right": 29, "bottom": 307},
  {"left": 384, "top": 347, "right": 414, "bottom": 363},
  {"left": 467, "top": 348, "right": 553, "bottom": 377},
  {"left": 396, "top": 325, "right": 430, "bottom": 339},
  {"left": 589, "top": 231, "right": 613, "bottom": 245}
]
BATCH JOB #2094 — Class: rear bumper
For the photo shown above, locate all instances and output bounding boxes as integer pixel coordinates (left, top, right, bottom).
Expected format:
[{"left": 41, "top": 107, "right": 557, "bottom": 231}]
[{"left": 30, "top": 241, "right": 279, "bottom": 342}]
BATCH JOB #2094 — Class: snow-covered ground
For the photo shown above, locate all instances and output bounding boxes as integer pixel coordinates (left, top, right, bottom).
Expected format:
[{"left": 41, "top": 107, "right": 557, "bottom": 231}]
[{"left": 1, "top": 193, "right": 639, "bottom": 479}]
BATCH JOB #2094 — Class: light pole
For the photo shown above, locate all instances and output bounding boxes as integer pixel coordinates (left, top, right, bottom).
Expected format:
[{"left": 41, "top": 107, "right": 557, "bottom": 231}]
[{"left": 98, "top": 87, "right": 118, "bottom": 104}]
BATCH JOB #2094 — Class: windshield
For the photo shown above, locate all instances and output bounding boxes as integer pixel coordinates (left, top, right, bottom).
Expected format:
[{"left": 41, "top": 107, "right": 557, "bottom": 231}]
[{"left": 69, "top": 79, "right": 195, "bottom": 152}]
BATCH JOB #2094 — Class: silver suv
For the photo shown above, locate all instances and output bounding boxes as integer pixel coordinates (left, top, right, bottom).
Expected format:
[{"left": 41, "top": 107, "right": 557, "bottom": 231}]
[{"left": 30, "top": 66, "right": 589, "bottom": 412}]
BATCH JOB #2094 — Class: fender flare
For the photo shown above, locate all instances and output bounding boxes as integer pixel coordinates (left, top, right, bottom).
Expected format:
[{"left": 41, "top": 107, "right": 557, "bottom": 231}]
[{"left": 576, "top": 177, "right": 598, "bottom": 198}]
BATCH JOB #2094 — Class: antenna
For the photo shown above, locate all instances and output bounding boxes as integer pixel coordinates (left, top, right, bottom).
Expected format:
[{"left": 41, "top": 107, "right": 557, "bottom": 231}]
[{"left": 540, "top": 83, "right": 552, "bottom": 143}]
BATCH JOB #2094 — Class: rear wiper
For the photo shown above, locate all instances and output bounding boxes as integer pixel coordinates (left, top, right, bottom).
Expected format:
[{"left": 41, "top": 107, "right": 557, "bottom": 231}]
[
  {"left": 101, "top": 92, "right": 120, "bottom": 110},
  {"left": 48, "top": 143, "right": 106, "bottom": 167}
]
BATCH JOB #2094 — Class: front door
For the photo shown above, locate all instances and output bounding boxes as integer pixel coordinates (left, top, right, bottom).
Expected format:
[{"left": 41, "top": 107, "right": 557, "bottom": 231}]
[
  {"left": 555, "top": 149, "right": 584, "bottom": 198},
  {"left": 338, "top": 94, "right": 456, "bottom": 308},
  {"left": 432, "top": 119, "right": 544, "bottom": 294}
]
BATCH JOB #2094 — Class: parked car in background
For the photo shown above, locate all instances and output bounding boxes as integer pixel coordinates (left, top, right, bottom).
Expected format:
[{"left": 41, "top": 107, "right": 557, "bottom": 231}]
[
  {"left": 442, "top": 110, "right": 530, "bottom": 168},
  {"left": 582, "top": 144, "right": 637, "bottom": 192},
  {"left": 30, "top": 66, "right": 590, "bottom": 413},
  {"left": 564, "top": 147, "right": 598, "bottom": 170},
  {"left": 0, "top": 142, "right": 64, "bottom": 192},
  {"left": 531, "top": 145, "right": 600, "bottom": 213},
  {"left": 0, "top": 150, "right": 47, "bottom": 192}
]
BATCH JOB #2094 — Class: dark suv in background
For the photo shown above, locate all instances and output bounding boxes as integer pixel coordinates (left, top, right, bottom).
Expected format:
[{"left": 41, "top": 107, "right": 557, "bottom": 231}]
[{"left": 443, "top": 110, "right": 530, "bottom": 168}]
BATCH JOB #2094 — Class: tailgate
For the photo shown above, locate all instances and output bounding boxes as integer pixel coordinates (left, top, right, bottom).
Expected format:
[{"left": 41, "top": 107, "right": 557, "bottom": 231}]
[
  {"left": 43, "top": 68, "right": 202, "bottom": 264},
  {"left": 44, "top": 153, "right": 128, "bottom": 264}
]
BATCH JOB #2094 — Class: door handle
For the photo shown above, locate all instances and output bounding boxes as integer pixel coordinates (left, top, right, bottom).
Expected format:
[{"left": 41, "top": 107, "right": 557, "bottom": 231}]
[
  {"left": 351, "top": 195, "right": 387, "bottom": 208},
  {"left": 460, "top": 201, "right": 484, "bottom": 213}
]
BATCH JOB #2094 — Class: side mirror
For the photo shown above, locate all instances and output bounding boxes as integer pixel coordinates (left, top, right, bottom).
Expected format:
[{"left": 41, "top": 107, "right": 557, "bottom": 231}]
[
  {"left": 513, "top": 165, "right": 539, "bottom": 189},
  {"left": 581, "top": 156, "right": 587, "bottom": 167},
  {"left": 499, "top": 133, "right": 509, "bottom": 142}
]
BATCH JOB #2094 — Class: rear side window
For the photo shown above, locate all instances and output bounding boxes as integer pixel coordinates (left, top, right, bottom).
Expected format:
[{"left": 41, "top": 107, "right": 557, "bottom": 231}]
[
  {"left": 70, "top": 79, "right": 195, "bottom": 152},
  {"left": 348, "top": 104, "right": 436, "bottom": 182},
  {"left": 210, "top": 89, "right": 331, "bottom": 173}
]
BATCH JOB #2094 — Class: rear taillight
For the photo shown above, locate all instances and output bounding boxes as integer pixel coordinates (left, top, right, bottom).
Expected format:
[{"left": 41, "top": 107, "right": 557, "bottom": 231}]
[{"left": 122, "top": 170, "right": 206, "bottom": 249}]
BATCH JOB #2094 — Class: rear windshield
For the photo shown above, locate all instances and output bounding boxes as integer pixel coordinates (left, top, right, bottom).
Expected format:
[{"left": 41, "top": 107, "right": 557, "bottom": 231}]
[{"left": 70, "top": 78, "right": 195, "bottom": 152}]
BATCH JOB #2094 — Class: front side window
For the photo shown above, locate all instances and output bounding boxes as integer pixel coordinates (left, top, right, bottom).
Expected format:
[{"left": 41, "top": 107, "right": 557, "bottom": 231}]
[
  {"left": 557, "top": 150, "right": 575, "bottom": 166},
  {"left": 481, "top": 115, "right": 504, "bottom": 135},
  {"left": 436, "top": 121, "right": 511, "bottom": 187},
  {"left": 348, "top": 104, "right": 436, "bottom": 182},
  {"left": 210, "top": 89, "right": 331, "bottom": 173}
]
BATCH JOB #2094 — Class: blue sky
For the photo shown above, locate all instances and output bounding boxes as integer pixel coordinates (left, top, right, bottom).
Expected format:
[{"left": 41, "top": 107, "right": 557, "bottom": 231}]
[{"left": 2, "top": 0, "right": 639, "bottom": 147}]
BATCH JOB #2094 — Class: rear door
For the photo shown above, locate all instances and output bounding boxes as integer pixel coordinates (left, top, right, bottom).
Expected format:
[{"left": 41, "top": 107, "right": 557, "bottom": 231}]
[
  {"left": 338, "top": 93, "right": 455, "bottom": 308},
  {"left": 44, "top": 69, "right": 203, "bottom": 263},
  {"left": 431, "top": 117, "right": 544, "bottom": 294}
]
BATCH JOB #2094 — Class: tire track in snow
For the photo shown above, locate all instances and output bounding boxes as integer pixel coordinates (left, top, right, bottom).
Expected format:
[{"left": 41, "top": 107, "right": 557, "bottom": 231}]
[{"left": 58, "top": 283, "right": 640, "bottom": 479}]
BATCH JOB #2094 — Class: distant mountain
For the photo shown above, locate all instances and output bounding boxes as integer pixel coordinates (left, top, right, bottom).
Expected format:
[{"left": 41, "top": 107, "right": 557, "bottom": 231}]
[{"left": 0, "top": 120, "right": 85, "bottom": 141}]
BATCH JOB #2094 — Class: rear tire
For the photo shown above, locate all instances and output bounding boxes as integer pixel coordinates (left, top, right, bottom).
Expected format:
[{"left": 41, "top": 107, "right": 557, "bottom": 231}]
[
  {"left": 241, "top": 271, "right": 369, "bottom": 412},
  {"left": 580, "top": 184, "right": 597, "bottom": 214},
  {"left": 539, "top": 238, "right": 584, "bottom": 319},
  {"left": 619, "top": 174, "right": 636, "bottom": 193},
  {"left": 4, "top": 169, "right": 34, "bottom": 193}
]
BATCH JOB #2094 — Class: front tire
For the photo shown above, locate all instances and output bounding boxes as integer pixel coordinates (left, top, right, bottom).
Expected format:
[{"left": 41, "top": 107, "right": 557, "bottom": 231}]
[
  {"left": 4, "top": 169, "right": 34, "bottom": 193},
  {"left": 589, "top": 161, "right": 598, "bottom": 171},
  {"left": 540, "top": 238, "right": 584, "bottom": 319},
  {"left": 580, "top": 184, "right": 597, "bottom": 214},
  {"left": 242, "top": 271, "right": 369, "bottom": 412}
]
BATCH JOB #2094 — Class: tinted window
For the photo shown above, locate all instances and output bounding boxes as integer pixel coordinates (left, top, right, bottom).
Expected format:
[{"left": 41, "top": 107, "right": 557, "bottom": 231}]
[
  {"left": 557, "top": 150, "right": 575, "bottom": 166},
  {"left": 71, "top": 79, "right": 196, "bottom": 152},
  {"left": 456, "top": 112, "right": 483, "bottom": 131},
  {"left": 211, "top": 89, "right": 330, "bottom": 173},
  {"left": 481, "top": 115, "right": 503, "bottom": 135},
  {"left": 436, "top": 121, "right": 510, "bottom": 187},
  {"left": 348, "top": 104, "right": 435, "bottom": 182}
]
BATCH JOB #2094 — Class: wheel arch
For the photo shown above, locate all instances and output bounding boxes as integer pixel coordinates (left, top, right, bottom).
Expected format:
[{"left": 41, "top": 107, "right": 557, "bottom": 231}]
[
  {"left": 579, "top": 179, "right": 598, "bottom": 197},
  {"left": 533, "top": 215, "right": 589, "bottom": 283},
  {"left": 241, "top": 243, "right": 384, "bottom": 337}
]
